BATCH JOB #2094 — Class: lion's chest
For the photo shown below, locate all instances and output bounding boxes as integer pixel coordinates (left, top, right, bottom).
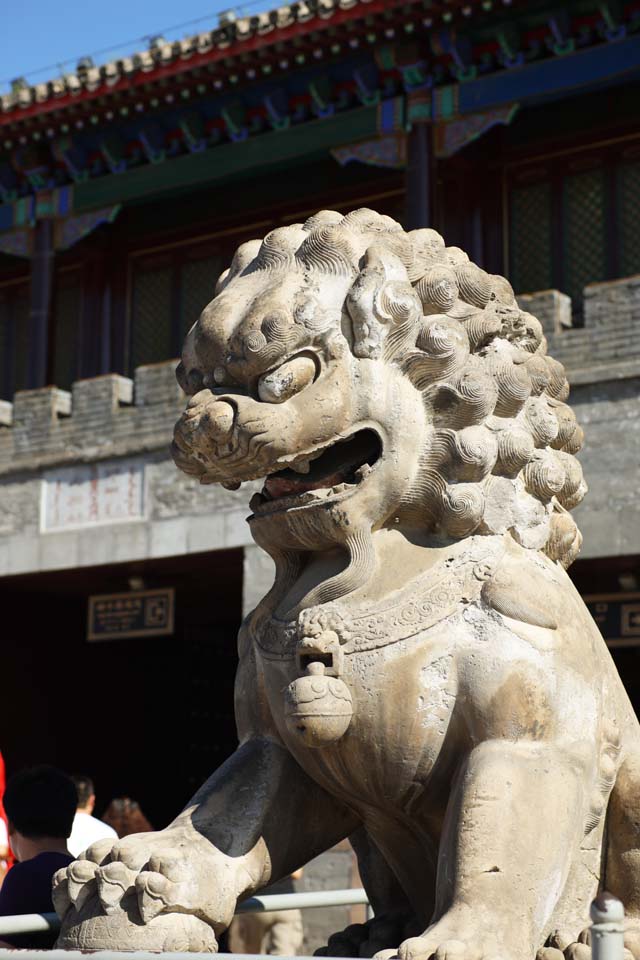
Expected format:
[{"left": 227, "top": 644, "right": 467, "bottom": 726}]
[
  {"left": 252, "top": 539, "right": 508, "bottom": 808},
  {"left": 261, "top": 635, "right": 459, "bottom": 810}
]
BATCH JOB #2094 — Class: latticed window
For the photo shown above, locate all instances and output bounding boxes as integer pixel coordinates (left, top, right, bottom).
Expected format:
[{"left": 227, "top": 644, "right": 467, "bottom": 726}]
[
  {"left": 180, "top": 255, "right": 222, "bottom": 342},
  {"left": 0, "top": 280, "right": 29, "bottom": 401},
  {"left": 618, "top": 159, "right": 640, "bottom": 278},
  {"left": 508, "top": 138, "right": 640, "bottom": 310},
  {"left": 130, "top": 256, "right": 173, "bottom": 371},
  {"left": 563, "top": 168, "right": 606, "bottom": 303},
  {"left": 52, "top": 269, "right": 83, "bottom": 390},
  {"left": 509, "top": 181, "right": 553, "bottom": 295},
  {"left": 129, "top": 244, "right": 222, "bottom": 374}
]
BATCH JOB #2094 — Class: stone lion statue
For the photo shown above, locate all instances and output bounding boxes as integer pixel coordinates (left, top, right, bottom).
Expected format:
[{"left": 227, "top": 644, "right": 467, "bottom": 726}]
[{"left": 55, "top": 209, "right": 640, "bottom": 960}]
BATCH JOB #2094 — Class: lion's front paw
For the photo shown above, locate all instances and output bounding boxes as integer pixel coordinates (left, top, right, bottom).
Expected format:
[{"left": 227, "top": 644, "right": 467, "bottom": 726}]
[
  {"left": 373, "top": 908, "right": 523, "bottom": 960},
  {"left": 53, "top": 828, "right": 241, "bottom": 952}
]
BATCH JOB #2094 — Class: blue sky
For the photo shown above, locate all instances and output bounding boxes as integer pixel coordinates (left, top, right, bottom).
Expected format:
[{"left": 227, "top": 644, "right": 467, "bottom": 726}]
[{"left": 2, "top": 0, "right": 265, "bottom": 94}]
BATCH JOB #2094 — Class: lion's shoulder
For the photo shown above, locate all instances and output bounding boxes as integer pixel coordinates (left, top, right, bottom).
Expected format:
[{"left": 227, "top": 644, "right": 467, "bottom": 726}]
[{"left": 481, "top": 541, "right": 577, "bottom": 636}]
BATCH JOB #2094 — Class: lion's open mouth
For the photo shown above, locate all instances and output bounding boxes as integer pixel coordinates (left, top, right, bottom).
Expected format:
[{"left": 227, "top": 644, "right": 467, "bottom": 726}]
[{"left": 250, "top": 429, "right": 382, "bottom": 514}]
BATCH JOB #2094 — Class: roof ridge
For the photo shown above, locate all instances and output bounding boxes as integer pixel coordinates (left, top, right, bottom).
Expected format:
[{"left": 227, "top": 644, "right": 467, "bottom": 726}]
[{"left": 0, "top": 0, "right": 469, "bottom": 122}]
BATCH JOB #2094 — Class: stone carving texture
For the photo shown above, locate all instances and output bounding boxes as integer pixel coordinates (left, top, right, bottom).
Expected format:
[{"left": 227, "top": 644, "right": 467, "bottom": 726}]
[{"left": 55, "top": 210, "right": 640, "bottom": 960}]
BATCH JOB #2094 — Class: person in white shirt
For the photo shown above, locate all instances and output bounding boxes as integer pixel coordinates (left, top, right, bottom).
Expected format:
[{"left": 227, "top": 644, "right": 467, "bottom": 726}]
[{"left": 67, "top": 775, "right": 117, "bottom": 858}]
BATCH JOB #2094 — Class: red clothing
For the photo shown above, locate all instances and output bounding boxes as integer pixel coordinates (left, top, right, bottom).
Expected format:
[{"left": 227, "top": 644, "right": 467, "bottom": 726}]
[
  {"left": 0, "top": 752, "right": 13, "bottom": 870},
  {"left": 0, "top": 751, "right": 7, "bottom": 828}
]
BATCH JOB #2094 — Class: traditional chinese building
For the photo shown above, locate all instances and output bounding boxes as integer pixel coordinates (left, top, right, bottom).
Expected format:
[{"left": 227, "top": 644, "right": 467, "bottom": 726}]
[{"left": 0, "top": 0, "right": 638, "bottom": 921}]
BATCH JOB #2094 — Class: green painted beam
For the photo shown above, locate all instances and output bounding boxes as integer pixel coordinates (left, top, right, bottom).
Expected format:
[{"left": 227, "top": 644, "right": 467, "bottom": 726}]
[{"left": 74, "top": 104, "right": 380, "bottom": 213}]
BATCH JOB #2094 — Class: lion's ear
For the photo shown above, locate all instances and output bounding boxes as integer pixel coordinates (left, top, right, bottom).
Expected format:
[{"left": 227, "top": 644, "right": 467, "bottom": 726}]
[{"left": 346, "top": 243, "right": 422, "bottom": 360}]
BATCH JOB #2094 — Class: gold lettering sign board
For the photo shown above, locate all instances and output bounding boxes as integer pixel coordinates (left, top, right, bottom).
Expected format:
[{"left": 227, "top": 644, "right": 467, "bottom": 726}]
[
  {"left": 88, "top": 589, "right": 175, "bottom": 642},
  {"left": 585, "top": 592, "right": 640, "bottom": 648}
]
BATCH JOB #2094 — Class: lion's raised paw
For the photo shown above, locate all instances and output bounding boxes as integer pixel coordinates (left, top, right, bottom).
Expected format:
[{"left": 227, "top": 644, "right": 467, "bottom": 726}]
[{"left": 53, "top": 828, "right": 238, "bottom": 952}]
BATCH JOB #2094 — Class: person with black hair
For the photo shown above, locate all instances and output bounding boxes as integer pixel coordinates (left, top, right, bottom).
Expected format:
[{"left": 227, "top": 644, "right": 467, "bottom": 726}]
[
  {"left": 68, "top": 774, "right": 116, "bottom": 857},
  {"left": 0, "top": 766, "right": 75, "bottom": 948}
]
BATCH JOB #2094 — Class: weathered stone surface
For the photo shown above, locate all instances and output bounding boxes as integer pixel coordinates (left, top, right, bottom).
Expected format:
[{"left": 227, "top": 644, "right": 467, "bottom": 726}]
[{"left": 54, "top": 210, "right": 640, "bottom": 960}]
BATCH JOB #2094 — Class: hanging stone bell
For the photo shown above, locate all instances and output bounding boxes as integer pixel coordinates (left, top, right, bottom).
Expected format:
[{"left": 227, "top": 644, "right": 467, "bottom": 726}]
[{"left": 284, "top": 662, "right": 353, "bottom": 748}]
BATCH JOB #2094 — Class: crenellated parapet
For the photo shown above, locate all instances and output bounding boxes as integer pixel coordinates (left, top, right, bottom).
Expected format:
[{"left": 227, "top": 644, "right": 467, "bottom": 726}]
[
  {"left": 0, "top": 361, "right": 183, "bottom": 475},
  {"left": 517, "top": 274, "right": 640, "bottom": 382},
  {"left": 0, "top": 356, "right": 257, "bottom": 577},
  {"left": 0, "top": 275, "right": 638, "bottom": 479}
]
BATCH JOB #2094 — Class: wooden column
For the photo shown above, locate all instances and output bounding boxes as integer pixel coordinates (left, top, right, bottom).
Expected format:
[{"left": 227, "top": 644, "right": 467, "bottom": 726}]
[
  {"left": 404, "top": 122, "right": 433, "bottom": 230},
  {"left": 26, "top": 219, "right": 54, "bottom": 389}
]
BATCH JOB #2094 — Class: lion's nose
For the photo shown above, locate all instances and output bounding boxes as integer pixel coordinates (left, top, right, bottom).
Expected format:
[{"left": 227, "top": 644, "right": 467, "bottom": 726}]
[
  {"left": 184, "top": 390, "right": 235, "bottom": 443},
  {"left": 202, "top": 400, "right": 235, "bottom": 439}
]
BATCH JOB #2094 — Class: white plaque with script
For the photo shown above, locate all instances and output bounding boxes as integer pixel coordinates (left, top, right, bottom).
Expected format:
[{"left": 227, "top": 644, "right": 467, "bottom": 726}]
[{"left": 41, "top": 459, "right": 145, "bottom": 532}]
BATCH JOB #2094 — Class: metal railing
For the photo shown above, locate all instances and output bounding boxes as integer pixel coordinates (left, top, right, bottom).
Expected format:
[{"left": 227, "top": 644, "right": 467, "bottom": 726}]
[
  {"left": 0, "top": 889, "right": 627, "bottom": 960},
  {"left": 0, "top": 888, "right": 369, "bottom": 938}
]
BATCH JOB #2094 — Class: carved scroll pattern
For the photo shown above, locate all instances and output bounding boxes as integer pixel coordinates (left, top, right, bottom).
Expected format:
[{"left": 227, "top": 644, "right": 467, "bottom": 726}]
[{"left": 254, "top": 538, "right": 506, "bottom": 660}]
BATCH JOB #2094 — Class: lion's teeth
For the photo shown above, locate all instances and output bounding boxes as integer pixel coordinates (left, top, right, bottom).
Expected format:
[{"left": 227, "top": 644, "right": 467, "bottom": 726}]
[
  {"left": 291, "top": 460, "right": 311, "bottom": 474},
  {"left": 355, "top": 463, "right": 372, "bottom": 480}
]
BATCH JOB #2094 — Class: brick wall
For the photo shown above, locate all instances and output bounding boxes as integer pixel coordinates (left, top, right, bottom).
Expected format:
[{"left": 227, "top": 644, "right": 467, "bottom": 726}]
[{"left": 517, "top": 274, "right": 640, "bottom": 376}]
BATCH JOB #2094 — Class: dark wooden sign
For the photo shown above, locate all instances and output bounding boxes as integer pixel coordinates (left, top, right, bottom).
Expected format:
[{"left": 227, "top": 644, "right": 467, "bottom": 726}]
[
  {"left": 88, "top": 588, "right": 175, "bottom": 642},
  {"left": 585, "top": 592, "right": 640, "bottom": 648}
]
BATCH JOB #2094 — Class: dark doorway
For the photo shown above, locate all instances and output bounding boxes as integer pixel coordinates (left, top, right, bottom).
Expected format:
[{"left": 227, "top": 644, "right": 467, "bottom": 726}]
[
  {"left": 570, "top": 554, "right": 640, "bottom": 719},
  {"left": 0, "top": 549, "right": 243, "bottom": 829}
]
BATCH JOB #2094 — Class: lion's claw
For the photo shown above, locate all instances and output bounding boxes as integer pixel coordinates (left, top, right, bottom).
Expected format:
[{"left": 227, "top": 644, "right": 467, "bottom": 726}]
[
  {"left": 136, "top": 871, "right": 177, "bottom": 922},
  {"left": 433, "top": 940, "right": 472, "bottom": 960},
  {"left": 537, "top": 949, "right": 565, "bottom": 960},
  {"left": 86, "top": 837, "right": 121, "bottom": 865},
  {"left": 96, "top": 862, "right": 137, "bottom": 913},
  {"left": 396, "top": 936, "right": 475, "bottom": 960},
  {"left": 67, "top": 860, "right": 98, "bottom": 911},
  {"left": 51, "top": 870, "right": 71, "bottom": 915},
  {"left": 148, "top": 853, "right": 190, "bottom": 883}
]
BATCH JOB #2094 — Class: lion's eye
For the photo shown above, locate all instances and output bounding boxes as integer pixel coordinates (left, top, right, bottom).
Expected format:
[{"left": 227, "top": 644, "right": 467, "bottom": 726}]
[{"left": 258, "top": 356, "right": 316, "bottom": 404}]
